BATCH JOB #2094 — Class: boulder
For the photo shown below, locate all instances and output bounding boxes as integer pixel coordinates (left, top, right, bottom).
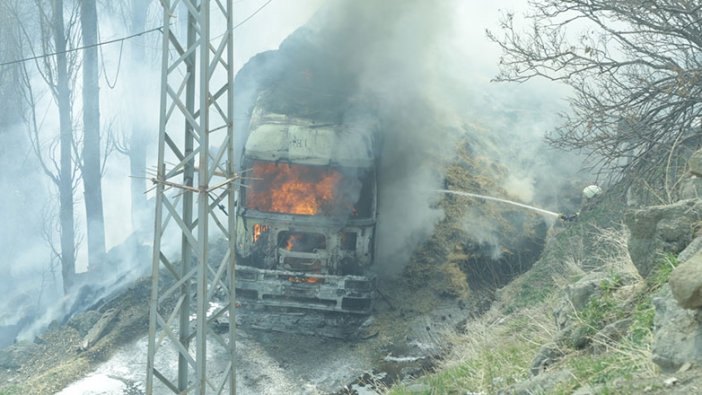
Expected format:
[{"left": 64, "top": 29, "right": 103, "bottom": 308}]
[
  {"left": 553, "top": 271, "right": 638, "bottom": 330},
  {"left": 592, "top": 318, "right": 633, "bottom": 352},
  {"left": 688, "top": 149, "right": 702, "bottom": 177},
  {"left": 652, "top": 285, "right": 702, "bottom": 372},
  {"left": 678, "top": 236, "right": 702, "bottom": 263},
  {"left": 680, "top": 177, "right": 702, "bottom": 199},
  {"left": 80, "top": 308, "right": 119, "bottom": 350},
  {"left": 553, "top": 273, "right": 609, "bottom": 330},
  {"left": 66, "top": 309, "right": 102, "bottom": 337},
  {"left": 625, "top": 199, "right": 702, "bottom": 278},
  {"left": 669, "top": 250, "right": 702, "bottom": 309}
]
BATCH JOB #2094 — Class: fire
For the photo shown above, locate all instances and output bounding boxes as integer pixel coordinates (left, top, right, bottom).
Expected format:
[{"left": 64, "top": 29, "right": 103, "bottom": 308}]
[
  {"left": 278, "top": 231, "right": 326, "bottom": 253},
  {"left": 287, "top": 276, "right": 323, "bottom": 284},
  {"left": 253, "top": 224, "right": 269, "bottom": 242},
  {"left": 285, "top": 233, "right": 300, "bottom": 251},
  {"left": 246, "top": 161, "right": 344, "bottom": 216}
]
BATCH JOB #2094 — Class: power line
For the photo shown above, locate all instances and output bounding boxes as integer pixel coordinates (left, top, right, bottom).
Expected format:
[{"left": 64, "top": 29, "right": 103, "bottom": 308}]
[
  {"left": 1, "top": 0, "right": 275, "bottom": 69},
  {"left": 0, "top": 25, "right": 164, "bottom": 68},
  {"left": 234, "top": 0, "right": 273, "bottom": 30},
  {"left": 209, "top": 0, "right": 274, "bottom": 42}
]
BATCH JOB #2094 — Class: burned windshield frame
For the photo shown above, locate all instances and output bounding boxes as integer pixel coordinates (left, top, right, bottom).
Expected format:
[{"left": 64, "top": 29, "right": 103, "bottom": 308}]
[{"left": 242, "top": 159, "right": 375, "bottom": 218}]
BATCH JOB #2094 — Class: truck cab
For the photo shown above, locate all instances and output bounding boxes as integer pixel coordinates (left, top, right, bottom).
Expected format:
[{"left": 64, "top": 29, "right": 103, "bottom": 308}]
[{"left": 234, "top": 109, "right": 377, "bottom": 314}]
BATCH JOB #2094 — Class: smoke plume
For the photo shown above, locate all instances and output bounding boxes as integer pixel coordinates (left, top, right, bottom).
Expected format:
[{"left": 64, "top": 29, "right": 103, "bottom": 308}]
[{"left": 234, "top": 0, "right": 585, "bottom": 277}]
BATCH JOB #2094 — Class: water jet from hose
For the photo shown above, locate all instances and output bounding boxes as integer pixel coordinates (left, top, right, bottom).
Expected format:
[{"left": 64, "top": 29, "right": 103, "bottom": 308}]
[{"left": 436, "top": 189, "right": 561, "bottom": 218}]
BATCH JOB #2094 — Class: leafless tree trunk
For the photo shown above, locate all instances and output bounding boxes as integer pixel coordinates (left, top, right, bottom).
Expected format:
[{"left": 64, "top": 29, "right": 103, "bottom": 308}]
[
  {"left": 0, "top": 2, "right": 24, "bottom": 129},
  {"left": 111, "top": 0, "right": 153, "bottom": 238},
  {"left": 80, "top": 0, "right": 106, "bottom": 271},
  {"left": 53, "top": 0, "right": 77, "bottom": 293},
  {"left": 127, "top": 0, "right": 151, "bottom": 238}
]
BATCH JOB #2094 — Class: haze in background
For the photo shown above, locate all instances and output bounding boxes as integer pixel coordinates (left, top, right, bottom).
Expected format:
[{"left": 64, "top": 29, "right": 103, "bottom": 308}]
[
  {"left": 231, "top": 0, "right": 577, "bottom": 277},
  {"left": 0, "top": 0, "right": 581, "bottom": 342},
  {"left": 0, "top": 0, "right": 330, "bottom": 344}
]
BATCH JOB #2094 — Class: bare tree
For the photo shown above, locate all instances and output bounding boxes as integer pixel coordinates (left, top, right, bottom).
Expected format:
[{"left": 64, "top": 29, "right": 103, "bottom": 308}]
[
  {"left": 125, "top": 0, "right": 152, "bottom": 239},
  {"left": 0, "top": 0, "right": 26, "bottom": 294},
  {"left": 489, "top": 1, "right": 702, "bottom": 184},
  {"left": 108, "top": 0, "right": 156, "bottom": 240},
  {"left": 80, "top": 0, "right": 107, "bottom": 271},
  {"left": 0, "top": 1, "right": 25, "bottom": 129},
  {"left": 52, "top": 0, "right": 79, "bottom": 293},
  {"left": 15, "top": 0, "right": 82, "bottom": 294}
]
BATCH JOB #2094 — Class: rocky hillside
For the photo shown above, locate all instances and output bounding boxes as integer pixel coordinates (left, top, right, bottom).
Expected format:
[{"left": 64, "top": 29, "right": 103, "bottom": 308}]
[{"left": 387, "top": 149, "right": 702, "bottom": 394}]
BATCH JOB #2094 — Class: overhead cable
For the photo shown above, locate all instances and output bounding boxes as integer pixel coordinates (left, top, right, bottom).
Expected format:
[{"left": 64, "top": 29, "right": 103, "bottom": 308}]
[
  {"left": 1, "top": 0, "right": 275, "bottom": 68},
  {"left": 0, "top": 26, "right": 163, "bottom": 68}
]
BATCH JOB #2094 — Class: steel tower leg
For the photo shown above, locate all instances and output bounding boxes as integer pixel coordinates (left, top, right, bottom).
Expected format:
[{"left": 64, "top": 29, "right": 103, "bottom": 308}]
[{"left": 146, "top": 0, "right": 236, "bottom": 394}]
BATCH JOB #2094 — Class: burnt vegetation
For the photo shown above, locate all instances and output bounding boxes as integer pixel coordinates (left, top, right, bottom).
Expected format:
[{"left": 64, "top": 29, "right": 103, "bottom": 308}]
[
  {"left": 489, "top": 0, "right": 702, "bottom": 186},
  {"left": 403, "top": 136, "right": 550, "bottom": 299}
]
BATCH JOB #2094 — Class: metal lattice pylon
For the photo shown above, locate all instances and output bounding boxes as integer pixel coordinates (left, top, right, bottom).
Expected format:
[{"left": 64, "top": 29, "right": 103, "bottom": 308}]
[{"left": 146, "top": 0, "right": 236, "bottom": 393}]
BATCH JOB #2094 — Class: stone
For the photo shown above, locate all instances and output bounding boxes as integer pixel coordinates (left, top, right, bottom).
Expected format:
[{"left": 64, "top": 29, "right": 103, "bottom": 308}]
[
  {"left": 81, "top": 308, "right": 119, "bottom": 350},
  {"left": 652, "top": 285, "right": 702, "bottom": 372},
  {"left": 592, "top": 318, "right": 633, "bottom": 352},
  {"left": 569, "top": 325, "right": 592, "bottom": 350},
  {"left": 689, "top": 149, "right": 702, "bottom": 177},
  {"left": 572, "top": 385, "right": 600, "bottom": 395},
  {"left": 553, "top": 273, "right": 608, "bottom": 330},
  {"left": 530, "top": 343, "right": 564, "bottom": 376},
  {"left": 67, "top": 310, "right": 102, "bottom": 337},
  {"left": 625, "top": 199, "right": 702, "bottom": 278},
  {"left": 404, "top": 383, "right": 431, "bottom": 393},
  {"left": 669, "top": 251, "right": 702, "bottom": 309},
  {"left": 553, "top": 271, "right": 638, "bottom": 332},
  {"left": 499, "top": 369, "right": 573, "bottom": 395},
  {"left": 678, "top": 237, "right": 702, "bottom": 263},
  {"left": 681, "top": 177, "right": 702, "bottom": 199}
]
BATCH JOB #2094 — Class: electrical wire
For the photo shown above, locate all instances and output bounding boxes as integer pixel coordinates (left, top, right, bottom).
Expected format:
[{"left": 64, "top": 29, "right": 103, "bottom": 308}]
[
  {"left": 0, "top": 25, "right": 164, "bottom": 68},
  {"left": 208, "top": 0, "right": 274, "bottom": 42},
  {"left": 234, "top": 0, "right": 273, "bottom": 30},
  {"left": 1, "top": 0, "right": 275, "bottom": 69},
  {"left": 97, "top": 21, "right": 125, "bottom": 89}
]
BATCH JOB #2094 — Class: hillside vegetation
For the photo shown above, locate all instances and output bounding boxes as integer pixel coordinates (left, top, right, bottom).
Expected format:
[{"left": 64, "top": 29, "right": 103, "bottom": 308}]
[{"left": 387, "top": 150, "right": 702, "bottom": 395}]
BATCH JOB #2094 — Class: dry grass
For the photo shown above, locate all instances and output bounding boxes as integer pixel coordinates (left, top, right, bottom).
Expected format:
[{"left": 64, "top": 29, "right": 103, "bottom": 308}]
[
  {"left": 388, "top": 293, "right": 559, "bottom": 394},
  {"left": 388, "top": 223, "right": 663, "bottom": 394}
]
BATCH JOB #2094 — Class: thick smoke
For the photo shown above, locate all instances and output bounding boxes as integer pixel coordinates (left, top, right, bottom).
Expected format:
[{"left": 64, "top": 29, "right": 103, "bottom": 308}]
[
  {"left": 234, "top": 0, "right": 461, "bottom": 276},
  {"left": 233, "top": 0, "right": 586, "bottom": 277},
  {"left": 329, "top": 1, "right": 460, "bottom": 276},
  {"left": 0, "top": 0, "right": 585, "bottom": 345},
  {"left": 0, "top": 126, "right": 59, "bottom": 347}
]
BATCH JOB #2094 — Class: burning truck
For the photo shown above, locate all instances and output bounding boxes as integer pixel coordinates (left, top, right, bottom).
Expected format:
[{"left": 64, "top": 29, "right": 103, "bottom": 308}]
[{"left": 233, "top": 104, "right": 377, "bottom": 320}]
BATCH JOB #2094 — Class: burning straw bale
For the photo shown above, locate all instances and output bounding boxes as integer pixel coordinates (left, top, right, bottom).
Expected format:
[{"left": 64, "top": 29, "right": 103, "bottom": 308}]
[{"left": 402, "top": 137, "right": 548, "bottom": 295}]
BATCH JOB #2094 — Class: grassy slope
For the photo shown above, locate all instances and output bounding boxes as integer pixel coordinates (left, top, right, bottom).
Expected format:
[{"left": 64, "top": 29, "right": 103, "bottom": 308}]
[{"left": 386, "top": 187, "right": 690, "bottom": 394}]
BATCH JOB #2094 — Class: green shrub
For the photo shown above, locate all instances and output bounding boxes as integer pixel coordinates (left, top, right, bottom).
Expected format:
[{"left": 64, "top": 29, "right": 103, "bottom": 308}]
[{"left": 647, "top": 253, "right": 678, "bottom": 289}]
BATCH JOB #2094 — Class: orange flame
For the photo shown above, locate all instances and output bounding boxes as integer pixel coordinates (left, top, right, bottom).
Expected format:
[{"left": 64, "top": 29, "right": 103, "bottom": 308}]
[
  {"left": 288, "top": 276, "right": 322, "bottom": 284},
  {"left": 246, "top": 162, "right": 343, "bottom": 215},
  {"left": 285, "top": 233, "right": 299, "bottom": 251},
  {"left": 253, "top": 224, "right": 269, "bottom": 242}
]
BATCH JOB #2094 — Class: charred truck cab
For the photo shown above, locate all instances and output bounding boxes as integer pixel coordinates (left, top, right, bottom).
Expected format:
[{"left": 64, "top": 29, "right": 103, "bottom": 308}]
[{"left": 235, "top": 109, "right": 377, "bottom": 316}]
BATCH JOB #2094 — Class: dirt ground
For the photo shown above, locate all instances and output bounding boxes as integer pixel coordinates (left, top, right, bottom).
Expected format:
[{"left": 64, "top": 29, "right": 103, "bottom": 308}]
[{"left": 0, "top": 274, "right": 479, "bottom": 395}]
